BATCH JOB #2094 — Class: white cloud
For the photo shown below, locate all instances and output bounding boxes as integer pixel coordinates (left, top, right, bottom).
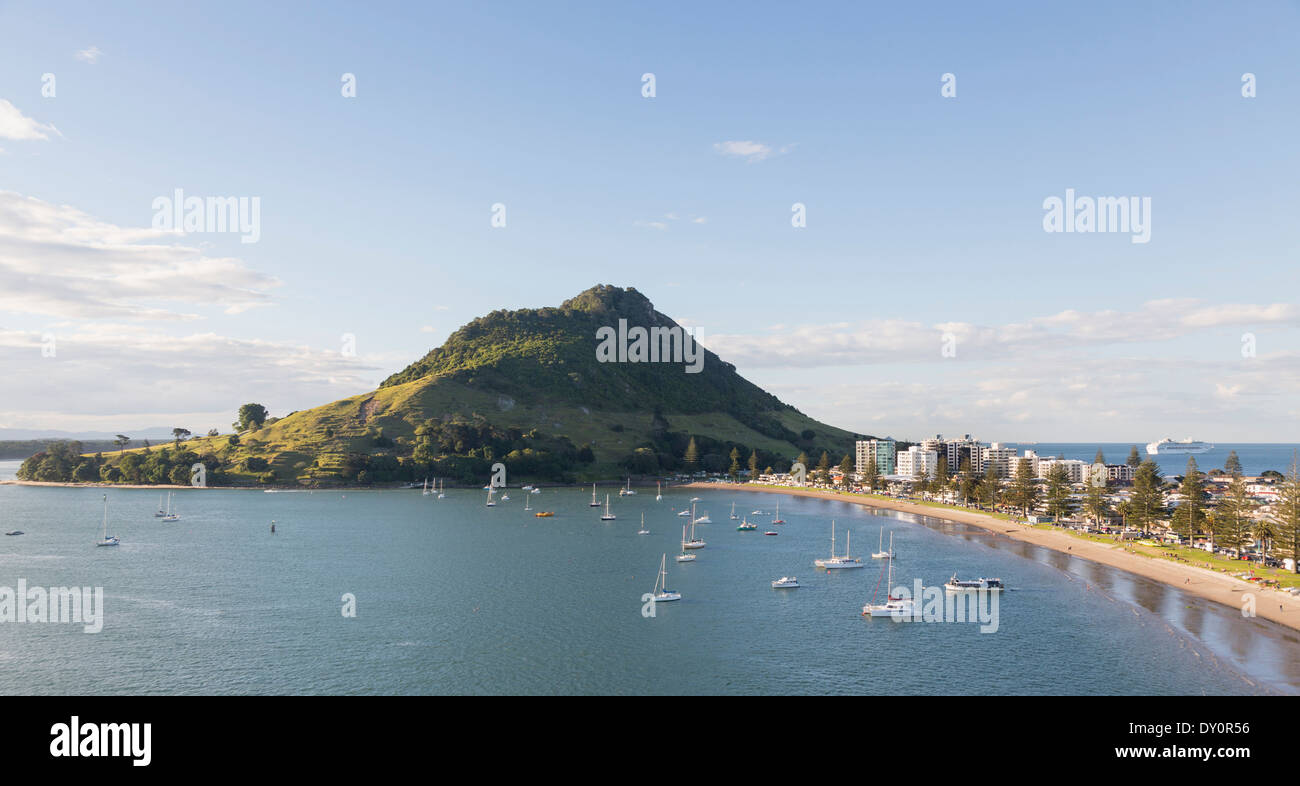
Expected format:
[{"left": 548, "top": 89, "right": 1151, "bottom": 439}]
[
  {"left": 75, "top": 46, "right": 103, "bottom": 64},
  {"left": 713, "top": 140, "right": 776, "bottom": 162},
  {"left": 0, "top": 99, "right": 61, "bottom": 141},
  {"left": 0, "top": 191, "right": 279, "bottom": 320}
]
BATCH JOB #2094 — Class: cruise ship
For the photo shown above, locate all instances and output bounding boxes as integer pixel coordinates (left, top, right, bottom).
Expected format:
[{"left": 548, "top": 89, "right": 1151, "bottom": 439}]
[{"left": 1145, "top": 437, "right": 1213, "bottom": 455}]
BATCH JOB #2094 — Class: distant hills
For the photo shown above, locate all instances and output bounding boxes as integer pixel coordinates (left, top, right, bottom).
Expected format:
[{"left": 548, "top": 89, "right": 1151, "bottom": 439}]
[{"left": 22, "top": 285, "right": 867, "bottom": 486}]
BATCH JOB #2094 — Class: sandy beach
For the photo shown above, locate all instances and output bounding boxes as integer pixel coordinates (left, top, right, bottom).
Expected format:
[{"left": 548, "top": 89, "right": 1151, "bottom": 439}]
[{"left": 686, "top": 482, "right": 1300, "bottom": 633}]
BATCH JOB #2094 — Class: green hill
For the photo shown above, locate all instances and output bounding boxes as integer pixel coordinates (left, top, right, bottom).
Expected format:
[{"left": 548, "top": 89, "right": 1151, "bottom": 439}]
[{"left": 29, "top": 285, "right": 868, "bottom": 487}]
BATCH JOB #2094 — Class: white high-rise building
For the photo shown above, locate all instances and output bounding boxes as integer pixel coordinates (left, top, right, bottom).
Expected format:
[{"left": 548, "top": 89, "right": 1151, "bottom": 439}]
[
  {"left": 981, "top": 443, "right": 1017, "bottom": 478},
  {"left": 896, "top": 446, "right": 939, "bottom": 479}
]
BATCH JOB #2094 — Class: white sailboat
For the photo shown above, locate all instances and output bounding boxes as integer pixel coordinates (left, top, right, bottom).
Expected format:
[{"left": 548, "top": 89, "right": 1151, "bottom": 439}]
[
  {"left": 153, "top": 493, "right": 166, "bottom": 518},
  {"left": 422, "top": 478, "right": 430, "bottom": 497},
  {"left": 589, "top": 483, "right": 601, "bottom": 507},
  {"left": 772, "top": 500, "right": 785, "bottom": 524},
  {"left": 815, "top": 521, "right": 863, "bottom": 569},
  {"left": 676, "top": 525, "right": 697, "bottom": 561},
  {"left": 161, "top": 491, "right": 180, "bottom": 522},
  {"left": 601, "top": 494, "right": 616, "bottom": 521},
  {"left": 637, "top": 512, "right": 649, "bottom": 535},
  {"left": 691, "top": 500, "right": 711, "bottom": 525},
  {"left": 729, "top": 501, "right": 738, "bottom": 520},
  {"left": 683, "top": 508, "right": 706, "bottom": 549},
  {"left": 437, "top": 479, "right": 445, "bottom": 499},
  {"left": 863, "top": 533, "right": 915, "bottom": 618},
  {"left": 619, "top": 478, "right": 636, "bottom": 496},
  {"left": 485, "top": 487, "right": 497, "bottom": 507},
  {"left": 651, "top": 553, "right": 680, "bottom": 602},
  {"left": 656, "top": 481, "right": 662, "bottom": 502},
  {"left": 872, "top": 527, "right": 892, "bottom": 559},
  {"left": 96, "top": 495, "right": 119, "bottom": 547},
  {"left": 524, "top": 494, "right": 531, "bottom": 511}
]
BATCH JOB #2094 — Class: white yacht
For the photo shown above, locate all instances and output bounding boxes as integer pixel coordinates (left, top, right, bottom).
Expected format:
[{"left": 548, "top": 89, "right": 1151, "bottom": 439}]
[
  {"left": 637, "top": 513, "right": 649, "bottom": 535},
  {"left": 863, "top": 534, "right": 914, "bottom": 618},
  {"left": 651, "top": 554, "right": 680, "bottom": 602},
  {"left": 619, "top": 478, "right": 636, "bottom": 496},
  {"left": 656, "top": 481, "right": 662, "bottom": 502},
  {"left": 600, "top": 494, "right": 616, "bottom": 521},
  {"left": 944, "top": 574, "right": 1004, "bottom": 592},
  {"left": 816, "top": 522, "right": 863, "bottom": 569},
  {"left": 771, "top": 576, "right": 799, "bottom": 589},
  {"left": 676, "top": 526, "right": 697, "bottom": 561},
  {"left": 160, "top": 491, "right": 180, "bottom": 522},
  {"left": 729, "top": 502, "right": 738, "bottom": 520},
  {"left": 871, "top": 527, "right": 892, "bottom": 559},
  {"left": 682, "top": 516, "right": 705, "bottom": 550},
  {"left": 485, "top": 488, "right": 496, "bottom": 507},
  {"left": 589, "top": 483, "right": 601, "bottom": 507},
  {"left": 96, "top": 495, "right": 119, "bottom": 547}
]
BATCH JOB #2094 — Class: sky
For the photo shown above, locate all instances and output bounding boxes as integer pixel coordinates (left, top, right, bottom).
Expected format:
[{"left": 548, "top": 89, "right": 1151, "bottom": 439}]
[{"left": 0, "top": 1, "right": 1297, "bottom": 442}]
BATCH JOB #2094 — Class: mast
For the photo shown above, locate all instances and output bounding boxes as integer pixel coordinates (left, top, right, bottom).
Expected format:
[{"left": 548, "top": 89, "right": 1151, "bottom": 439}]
[{"left": 102, "top": 494, "right": 108, "bottom": 538}]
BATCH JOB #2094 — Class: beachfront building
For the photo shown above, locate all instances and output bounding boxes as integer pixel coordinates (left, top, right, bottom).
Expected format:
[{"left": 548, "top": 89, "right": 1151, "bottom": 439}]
[
  {"left": 896, "top": 446, "right": 939, "bottom": 479},
  {"left": 1037, "top": 458, "right": 1087, "bottom": 483},
  {"left": 856, "top": 438, "right": 896, "bottom": 476},
  {"left": 1106, "top": 464, "right": 1136, "bottom": 483},
  {"left": 943, "top": 434, "right": 982, "bottom": 473},
  {"left": 1008, "top": 450, "right": 1040, "bottom": 478},
  {"left": 981, "top": 443, "right": 1017, "bottom": 478}
]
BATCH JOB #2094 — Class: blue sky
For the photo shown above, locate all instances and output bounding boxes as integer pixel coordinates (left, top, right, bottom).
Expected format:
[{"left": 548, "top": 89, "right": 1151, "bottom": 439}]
[{"left": 0, "top": 1, "right": 1297, "bottom": 441}]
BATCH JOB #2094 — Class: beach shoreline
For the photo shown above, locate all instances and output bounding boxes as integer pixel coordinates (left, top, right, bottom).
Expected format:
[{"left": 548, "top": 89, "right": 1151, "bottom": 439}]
[{"left": 685, "top": 482, "right": 1300, "bottom": 634}]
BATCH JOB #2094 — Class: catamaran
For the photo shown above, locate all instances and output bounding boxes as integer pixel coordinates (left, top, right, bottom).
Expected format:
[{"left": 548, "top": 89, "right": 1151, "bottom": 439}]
[
  {"left": 601, "top": 494, "right": 616, "bottom": 521},
  {"left": 96, "top": 495, "right": 119, "bottom": 547},
  {"left": 589, "top": 483, "right": 601, "bottom": 507},
  {"left": 651, "top": 554, "right": 681, "bottom": 602},
  {"left": 872, "top": 527, "right": 892, "bottom": 559},
  {"left": 863, "top": 533, "right": 914, "bottom": 618},
  {"left": 816, "top": 521, "right": 863, "bottom": 569}
]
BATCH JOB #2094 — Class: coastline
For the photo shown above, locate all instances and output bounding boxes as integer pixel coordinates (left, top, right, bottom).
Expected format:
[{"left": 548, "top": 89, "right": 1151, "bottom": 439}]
[{"left": 685, "top": 482, "right": 1300, "bottom": 634}]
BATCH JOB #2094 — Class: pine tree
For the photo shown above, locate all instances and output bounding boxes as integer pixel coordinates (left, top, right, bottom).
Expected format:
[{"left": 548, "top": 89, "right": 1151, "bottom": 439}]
[
  {"left": 815, "top": 451, "right": 831, "bottom": 485},
  {"left": 1044, "top": 464, "right": 1075, "bottom": 521},
  {"left": 977, "top": 463, "right": 999, "bottom": 508},
  {"left": 934, "top": 460, "right": 951, "bottom": 498},
  {"left": 748, "top": 449, "right": 759, "bottom": 480},
  {"left": 1212, "top": 474, "right": 1253, "bottom": 552},
  {"left": 1129, "top": 460, "right": 1164, "bottom": 532},
  {"left": 1170, "top": 457, "right": 1207, "bottom": 540},
  {"left": 1273, "top": 453, "right": 1300, "bottom": 573},
  {"left": 862, "top": 456, "right": 880, "bottom": 491},
  {"left": 838, "top": 454, "right": 854, "bottom": 490},
  {"left": 1224, "top": 450, "right": 1243, "bottom": 477},
  {"left": 1093, "top": 448, "right": 1106, "bottom": 465},
  {"left": 1082, "top": 474, "right": 1110, "bottom": 525},
  {"left": 1009, "top": 460, "right": 1040, "bottom": 517},
  {"left": 1126, "top": 445, "right": 1141, "bottom": 468},
  {"left": 728, "top": 447, "right": 741, "bottom": 482},
  {"left": 959, "top": 459, "right": 977, "bottom": 505}
]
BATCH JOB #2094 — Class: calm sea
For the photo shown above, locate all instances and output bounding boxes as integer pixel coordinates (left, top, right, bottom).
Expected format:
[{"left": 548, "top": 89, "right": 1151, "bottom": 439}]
[{"left": 1, "top": 465, "right": 1297, "bottom": 695}]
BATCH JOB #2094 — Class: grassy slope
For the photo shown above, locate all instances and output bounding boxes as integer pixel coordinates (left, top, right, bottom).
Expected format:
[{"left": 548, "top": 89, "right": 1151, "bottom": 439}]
[{"left": 106, "top": 374, "right": 857, "bottom": 485}]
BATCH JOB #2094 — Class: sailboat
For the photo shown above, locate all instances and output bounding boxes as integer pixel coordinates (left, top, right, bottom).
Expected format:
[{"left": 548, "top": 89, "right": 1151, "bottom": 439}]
[
  {"left": 676, "top": 525, "right": 697, "bottom": 561},
  {"left": 161, "top": 491, "right": 180, "bottom": 522},
  {"left": 863, "top": 533, "right": 915, "bottom": 618},
  {"left": 601, "top": 494, "right": 616, "bottom": 521},
  {"left": 524, "top": 494, "right": 532, "bottom": 512},
  {"left": 153, "top": 493, "right": 166, "bottom": 518},
  {"left": 872, "top": 527, "right": 892, "bottom": 559},
  {"left": 736, "top": 516, "right": 757, "bottom": 531},
  {"left": 815, "top": 521, "right": 863, "bottom": 569},
  {"left": 656, "top": 481, "right": 662, "bottom": 502},
  {"left": 771, "top": 500, "right": 785, "bottom": 524},
  {"left": 637, "top": 512, "right": 649, "bottom": 535},
  {"left": 422, "top": 478, "right": 430, "bottom": 497},
  {"left": 96, "top": 495, "right": 119, "bottom": 546},
  {"left": 729, "top": 502, "right": 738, "bottom": 520},
  {"left": 691, "top": 502, "right": 711, "bottom": 525},
  {"left": 619, "top": 478, "right": 636, "bottom": 496},
  {"left": 437, "top": 479, "right": 445, "bottom": 499},
  {"left": 683, "top": 510, "right": 706, "bottom": 549},
  {"left": 650, "top": 554, "right": 680, "bottom": 602},
  {"left": 589, "top": 483, "right": 601, "bottom": 507},
  {"left": 485, "top": 488, "right": 497, "bottom": 507}
]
